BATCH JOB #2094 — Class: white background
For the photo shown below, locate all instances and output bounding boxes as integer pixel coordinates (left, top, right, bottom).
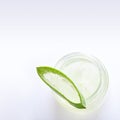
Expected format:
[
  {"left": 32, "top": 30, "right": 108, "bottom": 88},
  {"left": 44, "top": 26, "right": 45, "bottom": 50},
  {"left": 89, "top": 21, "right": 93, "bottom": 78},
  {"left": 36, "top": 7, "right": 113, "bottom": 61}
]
[{"left": 0, "top": 0, "right": 120, "bottom": 120}]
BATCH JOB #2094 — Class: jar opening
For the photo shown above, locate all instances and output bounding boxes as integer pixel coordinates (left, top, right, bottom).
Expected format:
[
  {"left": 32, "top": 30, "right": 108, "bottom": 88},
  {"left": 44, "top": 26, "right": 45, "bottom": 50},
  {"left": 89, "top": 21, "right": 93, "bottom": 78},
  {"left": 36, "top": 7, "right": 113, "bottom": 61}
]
[{"left": 55, "top": 52, "right": 109, "bottom": 107}]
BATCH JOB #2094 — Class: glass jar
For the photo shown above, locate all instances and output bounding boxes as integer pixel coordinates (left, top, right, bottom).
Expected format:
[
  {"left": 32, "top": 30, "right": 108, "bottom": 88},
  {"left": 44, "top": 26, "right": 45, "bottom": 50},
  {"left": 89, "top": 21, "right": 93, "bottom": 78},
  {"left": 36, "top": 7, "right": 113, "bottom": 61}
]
[{"left": 55, "top": 52, "right": 109, "bottom": 112}]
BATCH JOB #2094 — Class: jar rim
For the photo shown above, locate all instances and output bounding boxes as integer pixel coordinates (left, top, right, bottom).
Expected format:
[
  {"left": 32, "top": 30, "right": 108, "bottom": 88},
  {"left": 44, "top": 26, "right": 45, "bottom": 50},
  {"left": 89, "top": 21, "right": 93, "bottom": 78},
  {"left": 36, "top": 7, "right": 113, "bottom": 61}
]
[{"left": 55, "top": 52, "right": 109, "bottom": 105}]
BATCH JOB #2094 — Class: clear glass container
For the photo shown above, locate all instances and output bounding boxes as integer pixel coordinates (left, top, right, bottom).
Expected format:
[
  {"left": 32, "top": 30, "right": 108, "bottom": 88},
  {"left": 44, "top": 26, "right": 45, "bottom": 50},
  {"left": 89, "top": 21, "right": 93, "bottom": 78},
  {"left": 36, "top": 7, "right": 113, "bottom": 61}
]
[{"left": 55, "top": 52, "right": 109, "bottom": 112}]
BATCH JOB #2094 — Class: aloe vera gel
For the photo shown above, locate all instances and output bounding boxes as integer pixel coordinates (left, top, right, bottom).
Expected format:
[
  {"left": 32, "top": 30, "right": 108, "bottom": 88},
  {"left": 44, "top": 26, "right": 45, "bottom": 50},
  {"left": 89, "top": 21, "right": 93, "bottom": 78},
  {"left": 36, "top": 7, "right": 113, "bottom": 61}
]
[
  {"left": 36, "top": 66, "right": 86, "bottom": 109},
  {"left": 55, "top": 53, "right": 109, "bottom": 111}
]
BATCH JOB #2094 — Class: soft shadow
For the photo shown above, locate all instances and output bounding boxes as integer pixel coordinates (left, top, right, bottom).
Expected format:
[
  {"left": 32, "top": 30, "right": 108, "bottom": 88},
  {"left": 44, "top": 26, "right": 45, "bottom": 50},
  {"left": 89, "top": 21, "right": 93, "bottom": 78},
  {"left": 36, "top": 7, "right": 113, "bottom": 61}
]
[{"left": 53, "top": 98, "right": 108, "bottom": 120}]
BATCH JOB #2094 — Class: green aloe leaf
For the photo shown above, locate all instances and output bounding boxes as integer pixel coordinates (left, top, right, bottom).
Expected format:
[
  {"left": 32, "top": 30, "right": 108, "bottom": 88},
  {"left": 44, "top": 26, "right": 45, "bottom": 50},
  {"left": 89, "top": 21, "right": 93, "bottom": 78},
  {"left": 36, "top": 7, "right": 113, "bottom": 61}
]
[{"left": 36, "top": 66, "right": 86, "bottom": 109}]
